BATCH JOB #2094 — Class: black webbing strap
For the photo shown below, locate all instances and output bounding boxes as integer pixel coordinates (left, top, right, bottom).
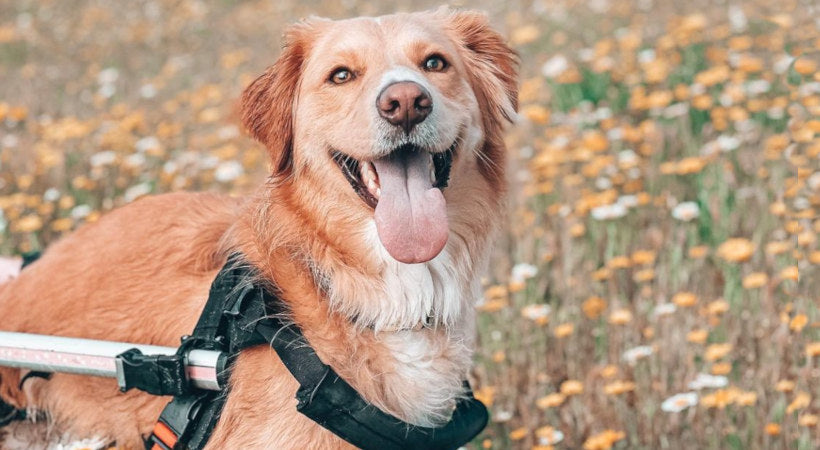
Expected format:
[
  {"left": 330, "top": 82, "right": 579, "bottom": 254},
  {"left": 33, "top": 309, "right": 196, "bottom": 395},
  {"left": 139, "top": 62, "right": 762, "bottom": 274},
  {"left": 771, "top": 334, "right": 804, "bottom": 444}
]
[
  {"left": 147, "top": 254, "right": 487, "bottom": 450},
  {"left": 146, "top": 255, "right": 265, "bottom": 450},
  {"left": 256, "top": 314, "right": 489, "bottom": 450}
]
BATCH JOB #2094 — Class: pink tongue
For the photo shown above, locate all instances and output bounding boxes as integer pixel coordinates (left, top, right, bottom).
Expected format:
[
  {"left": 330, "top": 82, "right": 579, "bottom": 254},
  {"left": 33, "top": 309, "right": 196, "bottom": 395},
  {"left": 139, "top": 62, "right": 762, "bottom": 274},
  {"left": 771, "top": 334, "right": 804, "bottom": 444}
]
[{"left": 373, "top": 150, "right": 448, "bottom": 264}]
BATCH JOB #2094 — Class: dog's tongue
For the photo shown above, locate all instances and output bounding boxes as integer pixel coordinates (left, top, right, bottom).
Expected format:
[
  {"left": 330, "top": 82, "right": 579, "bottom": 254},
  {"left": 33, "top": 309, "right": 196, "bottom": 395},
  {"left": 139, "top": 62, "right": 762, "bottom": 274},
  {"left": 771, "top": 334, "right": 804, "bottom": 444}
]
[{"left": 373, "top": 150, "right": 448, "bottom": 264}]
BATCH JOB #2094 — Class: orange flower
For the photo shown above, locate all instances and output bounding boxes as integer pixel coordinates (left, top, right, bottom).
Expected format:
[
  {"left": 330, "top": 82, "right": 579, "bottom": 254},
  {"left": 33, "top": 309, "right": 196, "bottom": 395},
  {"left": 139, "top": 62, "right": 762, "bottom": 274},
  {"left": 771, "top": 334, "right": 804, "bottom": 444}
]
[
  {"left": 583, "top": 430, "right": 626, "bottom": 450},
  {"left": 554, "top": 323, "right": 574, "bottom": 338},
  {"left": 786, "top": 392, "right": 810, "bottom": 414},
  {"left": 798, "top": 414, "right": 818, "bottom": 427},
  {"left": 707, "top": 299, "right": 729, "bottom": 315},
  {"left": 536, "top": 393, "right": 566, "bottom": 409},
  {"left": 603, "top": 380, "right": 636, "bottom": 395},
  {"left": 790, "top": 314, "right": 808, "bottom": 332},
  {"left": 779, "top": 266, "right": 799, "bottom": 281},
  {"left": 705, "top": 343, "right": 732, "bottom": 361},
  {"left": 583, "top": 296, "right": 607, "bottom": 319},
  {"left": 794, "top": 58, "right": 818, "bottom": 76},
  {"left": 716, "top": 238, "right": 755, "bottom": 262},
  {"left": 672, "top": 291, "right": 698, "bottom": 307},
  {"left": 687, "top": 329, "right": 708, "bottom": 344},
  {"left": 765, "top": 423, "right": 781, "bottom": 435},
  {"left": 806, "top": 342, "right": 820, "bottom": 358},
  {"left": 609, "top": 309, "right": 633, "bottom": 325},
  {"left": 742, "top": 272, "right": 768, "bottom": 289},
  {"left": 775, "top": 380, "right": 795, "bottom": 392},
  {"left": 560, "top": 380, "right": 584, "bottom": 396},
  {"left": 473, "top": 386, "right": 495, "bottom": 407}
]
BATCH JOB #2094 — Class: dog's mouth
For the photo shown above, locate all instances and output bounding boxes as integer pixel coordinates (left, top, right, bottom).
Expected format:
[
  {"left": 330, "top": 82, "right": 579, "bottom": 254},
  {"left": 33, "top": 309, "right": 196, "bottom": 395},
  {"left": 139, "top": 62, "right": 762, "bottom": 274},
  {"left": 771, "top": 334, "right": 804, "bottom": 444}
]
[{"left": 332, "top": 143, "right": 455, "bottom": 264}]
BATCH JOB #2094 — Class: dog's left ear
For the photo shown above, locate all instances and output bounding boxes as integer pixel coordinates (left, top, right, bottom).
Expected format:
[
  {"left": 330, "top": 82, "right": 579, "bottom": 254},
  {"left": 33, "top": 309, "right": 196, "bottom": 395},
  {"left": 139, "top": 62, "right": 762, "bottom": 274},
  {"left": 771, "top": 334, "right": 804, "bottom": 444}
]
[
  {"left": 445, "top": 10, "right": 519, "bottom": 137},
  {"left": 241, "top": 23, "right": 316, "bottom": 176}
]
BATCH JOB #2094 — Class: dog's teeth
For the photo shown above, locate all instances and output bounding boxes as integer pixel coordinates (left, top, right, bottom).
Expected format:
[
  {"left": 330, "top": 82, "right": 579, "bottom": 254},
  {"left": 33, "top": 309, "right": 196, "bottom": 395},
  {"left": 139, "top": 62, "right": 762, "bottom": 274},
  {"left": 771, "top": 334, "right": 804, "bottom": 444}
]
[
  {"left": 375, "top": 188, "right": 381, "bottom": 199},
  {"left": 430, "top": 167, "right": 436, "bottom": 184}
]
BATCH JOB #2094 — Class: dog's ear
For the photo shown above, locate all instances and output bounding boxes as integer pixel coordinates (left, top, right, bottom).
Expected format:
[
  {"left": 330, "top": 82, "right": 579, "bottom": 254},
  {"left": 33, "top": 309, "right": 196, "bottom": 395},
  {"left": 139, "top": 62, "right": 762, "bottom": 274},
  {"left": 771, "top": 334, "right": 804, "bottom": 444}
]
[
  {"left": 445, "top": 11, "right": 519, "bottom": 137},
  {"left": 241, "top": 24, "right": 314, "bottom": 176}
]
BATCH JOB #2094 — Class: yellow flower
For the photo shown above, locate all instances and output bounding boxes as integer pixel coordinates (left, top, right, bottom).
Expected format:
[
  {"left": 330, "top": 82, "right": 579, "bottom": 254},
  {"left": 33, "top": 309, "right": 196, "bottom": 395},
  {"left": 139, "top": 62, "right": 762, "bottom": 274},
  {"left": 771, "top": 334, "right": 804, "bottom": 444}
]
[
  {"left": 701, "top": 389, "right": 735, "bottom": 409},
  {"left": 736, "top": 391, "right": 757, "bottom": 406},
  {"left": 554, "top": 323, "right": 574, "bottom": 338},
  {"left": 583, "top": 296, "right": 607, "bottom": 319},
  {"left": 790, "top": 314, "right": 808, "bottom": 332},
  {"left": 478, "top": 299, "right": 507, "bottom": 313},
  {"left": 786, "top": 392, "right": 810, "bottom": 414},
  {"left": 536, "top": 393, "right": 566, "bottom": 409},
  {"left": 560, "top": 380, "right": 584, "bottom": 396},
  {"left": 509, "top": 427, "right": 529, "bottom": 441},
  {"left": 485, "top": 285, "right": 508, "bottom": 300},
  {"left": 779, "top": 266, "right": 798, "bottom": 282},
  {"left": 716, "top": 238, "right": 755, "bottom": 263},
  {"left": 775, "top": 380, "right": 795, "bottom": 392},
  {"left": 510, "top": 24, "right": 540, "bottom": 46},
  {"left": 603, "top": 380, "right": 635, "bottom": 395},
  {"left": 600, "top": 365, "right": 618, "bottom": 379},
  {"left": 806, "top": 342, "right": 820, "bottom": 358},
  {"left": 592, "top": 268, "right": 611, "bottom": 281},
  {"left": 794, "top": 58, "right": 818, "bottom": 76},
  {"left": 675, "top": 157, "right": 707, "bottom": 175},
  {"left": 631, "top": 250, "right": 656, "bottom": 265},
  {"left": 765, "top": 241, "right": 791, "bottom": 255},
  {"left": 672, "top": 292, "right": 698, "bottom": 307},
  {"left": 521, "top": 104, "right": 550, "bottom": 124},
  {"left": 12, "top": 214, "right": 43, "bottom": 233},
  {"left": 50, "top": 218, "right": 74, "bottom": 232},
  {"left": 707, "top": 299, "right": 729, "bottom": 315},
  {"left": 798, "top": 414, "right": 818, "bottom": 427},
  {"left": 686, "top": 246, "right": 707, "bottom": 260},
  {"left": 473, "top": 386, "right": 495, "bottom": 407},
  {"left": 607, "top": 256, "right": 632, "bottom": 269},
  {"left": 609, "top": 309, "right": 633, "bottom": 325},
  {"left": 742, "top": 272, "right": 768, "bottom": 289},
  {"left": 765, "top": 423, "right": 781, "bottom": 436},
  {"left": 687, "top": 329, "right": 708, "bottom": 344},
  {"left": 633, "top": 269, "right": 655, "bottom": 283},
  {"left": 711, "top": 362, "right": 731, "bottom": 375},
  {"left": 705, "top": 343, "right": 732, "bottom": 361},
  {"left": 583, "top": 429, "right": 625, "bottom": 450}
]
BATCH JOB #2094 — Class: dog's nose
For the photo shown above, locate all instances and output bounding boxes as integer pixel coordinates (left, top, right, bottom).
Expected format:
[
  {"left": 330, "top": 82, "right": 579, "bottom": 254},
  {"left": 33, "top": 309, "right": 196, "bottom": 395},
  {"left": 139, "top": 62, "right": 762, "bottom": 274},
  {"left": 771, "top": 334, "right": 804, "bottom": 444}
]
[{"left": 376, "top": 81, "right": 432, "bottom": 134}]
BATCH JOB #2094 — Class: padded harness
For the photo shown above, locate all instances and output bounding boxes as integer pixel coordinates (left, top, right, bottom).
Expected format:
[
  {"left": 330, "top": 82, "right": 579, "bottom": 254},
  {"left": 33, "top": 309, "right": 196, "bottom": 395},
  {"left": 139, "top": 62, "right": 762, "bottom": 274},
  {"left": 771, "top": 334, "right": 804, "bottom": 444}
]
[{"left": 3, "top": 254, "right": 489, "bottom": 449}]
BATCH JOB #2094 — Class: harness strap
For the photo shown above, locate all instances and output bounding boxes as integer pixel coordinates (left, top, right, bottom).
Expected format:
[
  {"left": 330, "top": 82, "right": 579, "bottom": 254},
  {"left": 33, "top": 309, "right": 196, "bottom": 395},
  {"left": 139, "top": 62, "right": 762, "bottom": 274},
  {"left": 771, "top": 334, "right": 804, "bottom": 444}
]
[
  {"left": 147, "top": 255, "right": 487, "bottom": 450},
  {"left": 256, "top": 312, "right": 488, "bottom": 450}
]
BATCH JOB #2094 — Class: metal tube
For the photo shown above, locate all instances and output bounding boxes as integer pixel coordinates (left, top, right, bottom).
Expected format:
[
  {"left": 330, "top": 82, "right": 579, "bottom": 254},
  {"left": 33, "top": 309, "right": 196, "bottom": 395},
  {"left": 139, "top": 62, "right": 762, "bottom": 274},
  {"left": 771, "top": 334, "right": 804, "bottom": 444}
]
[{"left": 0, "top": 331, "right": 222, "bottom": 391}]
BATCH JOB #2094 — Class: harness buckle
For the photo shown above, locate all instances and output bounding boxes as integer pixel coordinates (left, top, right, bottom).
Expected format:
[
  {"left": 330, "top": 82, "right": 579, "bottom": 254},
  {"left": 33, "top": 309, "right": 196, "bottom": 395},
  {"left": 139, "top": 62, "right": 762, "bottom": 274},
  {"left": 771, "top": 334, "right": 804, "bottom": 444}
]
[
  {"left": 115, "top": 348, "right": 189, "bottom": 396},
  {"left": 147, "top": 393, "right": 211, "bottom": 450}
]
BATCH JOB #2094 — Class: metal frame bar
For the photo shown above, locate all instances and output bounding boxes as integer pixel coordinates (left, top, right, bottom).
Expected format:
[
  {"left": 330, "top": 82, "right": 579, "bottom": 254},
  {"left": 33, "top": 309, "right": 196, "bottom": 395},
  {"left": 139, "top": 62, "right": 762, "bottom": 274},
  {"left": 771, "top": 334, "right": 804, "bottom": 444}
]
[{"left": 0, "top": 331, "right": 222, "bottom": 391}]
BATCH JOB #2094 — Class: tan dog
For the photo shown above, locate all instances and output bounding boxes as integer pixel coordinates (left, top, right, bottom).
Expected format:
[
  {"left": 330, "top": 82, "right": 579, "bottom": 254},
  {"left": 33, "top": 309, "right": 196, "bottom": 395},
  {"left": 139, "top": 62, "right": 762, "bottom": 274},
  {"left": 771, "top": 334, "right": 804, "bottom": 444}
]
[{"left": 0, "top": 8, "right": 517, "bottom": 449}]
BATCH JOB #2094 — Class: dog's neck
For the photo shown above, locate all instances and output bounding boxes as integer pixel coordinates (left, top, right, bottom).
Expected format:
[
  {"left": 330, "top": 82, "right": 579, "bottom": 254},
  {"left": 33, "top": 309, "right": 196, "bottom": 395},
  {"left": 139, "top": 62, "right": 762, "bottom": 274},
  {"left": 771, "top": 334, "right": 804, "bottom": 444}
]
[{"left": 233, "top": 183, "right": 495, "bottom": 426}]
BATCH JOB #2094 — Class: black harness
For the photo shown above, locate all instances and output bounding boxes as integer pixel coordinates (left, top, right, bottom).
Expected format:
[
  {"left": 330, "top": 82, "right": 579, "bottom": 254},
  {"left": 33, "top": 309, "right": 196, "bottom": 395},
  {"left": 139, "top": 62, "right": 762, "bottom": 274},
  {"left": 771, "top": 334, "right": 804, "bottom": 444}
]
[{"left": 4, "top": 254, "right": 489, "bottom": 449}]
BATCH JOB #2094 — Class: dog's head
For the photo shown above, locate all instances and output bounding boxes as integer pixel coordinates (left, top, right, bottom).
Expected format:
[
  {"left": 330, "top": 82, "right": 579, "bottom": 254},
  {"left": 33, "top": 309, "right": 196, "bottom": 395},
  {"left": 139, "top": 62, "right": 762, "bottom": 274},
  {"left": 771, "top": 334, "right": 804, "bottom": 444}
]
[{"left": 241, "top": 9, "right": 517, "bottom": 264}]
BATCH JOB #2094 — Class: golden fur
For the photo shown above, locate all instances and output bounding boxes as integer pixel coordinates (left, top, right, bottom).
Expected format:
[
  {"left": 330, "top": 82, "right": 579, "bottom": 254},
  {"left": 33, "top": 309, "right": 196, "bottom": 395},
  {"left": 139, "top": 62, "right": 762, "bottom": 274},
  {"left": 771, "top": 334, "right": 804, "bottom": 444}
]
[{"left": 0, "top": 9, "right": 517, "bottom": 449}]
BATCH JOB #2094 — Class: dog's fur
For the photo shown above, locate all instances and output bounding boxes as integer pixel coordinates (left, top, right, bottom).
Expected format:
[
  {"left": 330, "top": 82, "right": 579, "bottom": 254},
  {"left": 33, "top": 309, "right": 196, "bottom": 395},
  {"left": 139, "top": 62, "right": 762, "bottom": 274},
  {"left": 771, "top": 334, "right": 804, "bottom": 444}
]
[{"left": 0, "top": 9, "right": 517, "bottom": 449}]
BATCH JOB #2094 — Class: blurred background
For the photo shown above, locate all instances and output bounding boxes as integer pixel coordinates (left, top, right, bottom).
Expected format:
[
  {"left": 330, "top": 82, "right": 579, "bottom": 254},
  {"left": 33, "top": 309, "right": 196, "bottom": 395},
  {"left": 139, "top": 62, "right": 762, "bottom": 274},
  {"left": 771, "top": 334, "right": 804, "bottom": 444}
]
[{"left": 0, "top": 0, "right": 818, "bottom": 448}]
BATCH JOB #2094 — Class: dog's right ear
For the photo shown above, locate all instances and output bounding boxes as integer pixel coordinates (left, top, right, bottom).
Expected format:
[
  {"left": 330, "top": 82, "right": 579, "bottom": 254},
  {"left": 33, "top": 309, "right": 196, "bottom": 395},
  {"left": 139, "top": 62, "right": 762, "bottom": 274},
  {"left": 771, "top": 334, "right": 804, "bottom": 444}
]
[{"left": 240, "top": 23, "right": 315, "bottom": 176}]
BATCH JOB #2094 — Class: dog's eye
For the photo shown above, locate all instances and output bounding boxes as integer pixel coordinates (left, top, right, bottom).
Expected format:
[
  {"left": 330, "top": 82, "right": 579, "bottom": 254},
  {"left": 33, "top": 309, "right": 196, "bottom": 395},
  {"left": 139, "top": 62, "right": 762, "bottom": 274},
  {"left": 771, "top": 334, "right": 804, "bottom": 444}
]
[
  {"left": 422, "top": 55, "right": 448, "bottom": 72},
  {"left": 329, "top": 68, "right": 354, "bottom": 84}
]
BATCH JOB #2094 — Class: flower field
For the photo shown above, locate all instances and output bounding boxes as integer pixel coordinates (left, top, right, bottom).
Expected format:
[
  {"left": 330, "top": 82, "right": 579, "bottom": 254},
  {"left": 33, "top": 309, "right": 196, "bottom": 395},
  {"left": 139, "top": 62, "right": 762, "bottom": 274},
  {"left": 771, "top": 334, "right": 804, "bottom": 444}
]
[{"left": 0, "top": 0, "right": 818, "bottom": 449}]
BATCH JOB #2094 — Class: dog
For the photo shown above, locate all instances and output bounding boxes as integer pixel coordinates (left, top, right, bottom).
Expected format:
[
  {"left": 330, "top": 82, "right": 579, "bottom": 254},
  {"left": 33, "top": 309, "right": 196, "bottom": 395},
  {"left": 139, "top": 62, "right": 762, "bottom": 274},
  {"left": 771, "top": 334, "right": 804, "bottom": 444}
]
[{"left": 0, "top": 8, "right": 517, "bottom": 449}]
